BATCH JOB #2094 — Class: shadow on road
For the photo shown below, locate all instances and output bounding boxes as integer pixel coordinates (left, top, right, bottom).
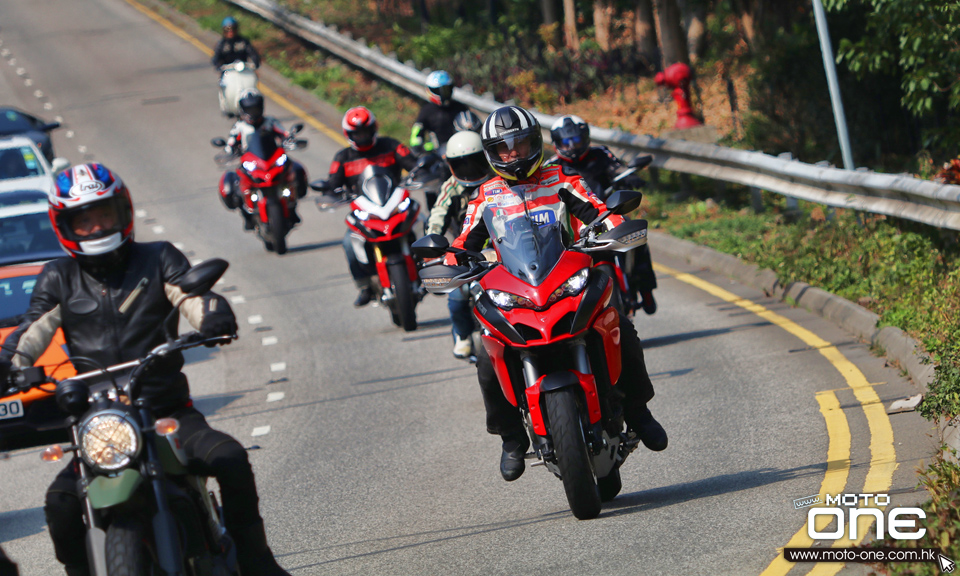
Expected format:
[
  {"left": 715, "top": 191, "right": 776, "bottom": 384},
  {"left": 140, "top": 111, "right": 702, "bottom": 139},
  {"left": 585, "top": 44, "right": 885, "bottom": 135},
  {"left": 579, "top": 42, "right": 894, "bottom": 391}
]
[
  {"left": 0, "top": 506, "right": 46, "bottom": 542},
  {"left": 642, "top": 321, "right": 771, "bottom": 349},
  {"left": 286, "top": 240, "right": 341, "bottom": 254},
  {"left": 192, "top": 390, "right": 253, "bottom": 415}
]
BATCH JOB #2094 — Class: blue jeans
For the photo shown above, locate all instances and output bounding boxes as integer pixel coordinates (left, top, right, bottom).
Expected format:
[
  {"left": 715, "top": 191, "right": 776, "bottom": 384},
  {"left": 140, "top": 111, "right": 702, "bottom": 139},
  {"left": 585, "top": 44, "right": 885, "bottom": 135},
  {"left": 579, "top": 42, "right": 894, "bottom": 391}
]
[{"left": 448, "top": 285, "right": 473, "bottom": 339}]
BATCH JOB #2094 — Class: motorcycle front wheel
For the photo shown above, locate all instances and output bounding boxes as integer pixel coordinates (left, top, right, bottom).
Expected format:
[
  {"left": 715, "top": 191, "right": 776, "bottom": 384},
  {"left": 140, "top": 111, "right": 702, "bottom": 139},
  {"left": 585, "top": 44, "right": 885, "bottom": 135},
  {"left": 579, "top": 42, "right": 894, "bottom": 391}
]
[
  {"left": 387, "top": 261, "right": 417, "bottom": 331},
  {"left": 105, "top": 516, "right": 161, "bottom": 576},
  {"left": 266, "top": 202, "right": 287, "bottom": 255},
  {"left": 543, "top": 388, "right": 602, "bottom": 519}
]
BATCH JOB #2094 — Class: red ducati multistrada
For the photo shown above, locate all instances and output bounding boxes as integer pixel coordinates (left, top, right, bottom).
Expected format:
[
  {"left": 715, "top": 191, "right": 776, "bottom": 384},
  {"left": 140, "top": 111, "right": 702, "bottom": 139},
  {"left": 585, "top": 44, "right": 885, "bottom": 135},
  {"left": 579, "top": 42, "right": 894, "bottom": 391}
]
[
  {"left": 212, "top": 125, "right": 307, "bottom": 254},
  {"left": 414, "top": 189, "right": 649, "bottom": 519}
]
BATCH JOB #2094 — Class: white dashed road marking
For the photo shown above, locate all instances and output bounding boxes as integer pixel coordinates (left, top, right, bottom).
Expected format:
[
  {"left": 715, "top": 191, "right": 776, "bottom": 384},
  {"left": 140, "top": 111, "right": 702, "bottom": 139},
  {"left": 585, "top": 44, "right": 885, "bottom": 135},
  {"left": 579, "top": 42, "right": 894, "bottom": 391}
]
[
  {"left": 152, "top": 225, "right": 165, "bottom": 234},
  {"left": 77, "top": 145, "right": 87, "bottom": 154},
  {"left": 266, "top": 392, "right": 285, "bottom": 403},
  {"left": 15, "top": 67, "right": 24, "bottom": 76},
  {"left": 270, "top": 362, "right": 286, "bottom": 373},
  {"left": 230, "top": 295, "right": 246, "bottom": 305},
  {"left": 24, "top": 79, "right": 33, "bottom": 87},
  {"left": 190, "top": 259, "right": 203, "bottom": 266},
  {"left": 247, "top": 315, "right": 263, "bottom": 325},
  {"left": 251, "top": 426, "right": 271, "bottom": 437},
  {"left": 43, "top": 103, "right": 52, "bottom": 110},
  {"left": 261, "top": 336, "right": 277, "bottom": 346},
  {"left": 135, "top": 209, "right": 147, "bottom": 218},
  {"left": 33, "top": 90, "right": 43, "bottom": 98},
  {"left": 66, "top": 131, "right": 74, "bottom": 139}
]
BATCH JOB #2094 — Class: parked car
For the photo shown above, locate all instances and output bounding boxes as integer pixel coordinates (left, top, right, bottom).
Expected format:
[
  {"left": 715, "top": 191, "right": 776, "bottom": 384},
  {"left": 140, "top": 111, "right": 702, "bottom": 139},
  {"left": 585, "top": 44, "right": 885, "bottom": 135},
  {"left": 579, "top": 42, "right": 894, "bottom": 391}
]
[
  {"left": 0, "top": 107, "right": 61, "bottom": 162},
  {"left": 0, "top": 190, "right": 73, "bottom": 450},
  {"left": 0, "top": 136, "right": 69, "bottom": 195}
]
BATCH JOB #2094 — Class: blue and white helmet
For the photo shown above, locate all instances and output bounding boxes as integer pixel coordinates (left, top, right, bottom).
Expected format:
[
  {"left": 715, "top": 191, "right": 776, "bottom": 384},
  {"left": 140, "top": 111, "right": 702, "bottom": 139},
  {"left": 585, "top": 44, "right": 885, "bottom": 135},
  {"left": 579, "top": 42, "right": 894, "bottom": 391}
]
[
  {"left": 50, "top": 163, "right": 134, "bottom": 261},
  {"left": 426, "top": 70, "right": 454, "bottom": 106}
]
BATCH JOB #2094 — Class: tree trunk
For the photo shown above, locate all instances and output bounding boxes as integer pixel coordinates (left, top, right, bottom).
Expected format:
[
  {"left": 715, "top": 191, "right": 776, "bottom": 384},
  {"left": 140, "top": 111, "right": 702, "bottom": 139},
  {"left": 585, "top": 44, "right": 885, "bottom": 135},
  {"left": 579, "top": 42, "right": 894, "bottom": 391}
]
[
  {"left": 653, "top": 0, "right": 688, "bottom": 68},
  {"left": 593, "top": 0, "right": 614, "bottom": 51},
  {"left": 562, "top": 0, "right": 580, "bottom": 51},
  {"left": 634, "top": 0, "right": 658, "bottom": 59},
  {"left": 677, "top": 0, "right": 707, "bottom": 62},
  {"left": 730, "top": 0, "right": 758, "bottom": 50},
  {"left": 540, "top": 0, "right": 562, "bottom": 48}
]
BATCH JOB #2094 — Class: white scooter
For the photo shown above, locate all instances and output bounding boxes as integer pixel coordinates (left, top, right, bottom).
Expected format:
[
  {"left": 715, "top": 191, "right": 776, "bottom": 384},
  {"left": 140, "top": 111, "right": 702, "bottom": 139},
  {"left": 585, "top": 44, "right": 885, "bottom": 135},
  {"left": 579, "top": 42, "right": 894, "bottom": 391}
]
[{"left": 218, "top": 61, "right": 259, "bottom": 117}]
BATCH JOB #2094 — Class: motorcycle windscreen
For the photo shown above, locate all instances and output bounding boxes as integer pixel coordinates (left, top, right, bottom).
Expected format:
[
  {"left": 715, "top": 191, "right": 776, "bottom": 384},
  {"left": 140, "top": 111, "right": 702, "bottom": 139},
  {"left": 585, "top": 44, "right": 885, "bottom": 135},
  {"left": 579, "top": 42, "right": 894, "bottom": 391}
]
[
  {"left": 360, "top": 170, "right": 394, "bottom": 206},
  {"left": 482, "top": 197, "right": 564, "bottom": 287},
  {"left": 245, "top": 129, "right": 280, "bottom": 160}
]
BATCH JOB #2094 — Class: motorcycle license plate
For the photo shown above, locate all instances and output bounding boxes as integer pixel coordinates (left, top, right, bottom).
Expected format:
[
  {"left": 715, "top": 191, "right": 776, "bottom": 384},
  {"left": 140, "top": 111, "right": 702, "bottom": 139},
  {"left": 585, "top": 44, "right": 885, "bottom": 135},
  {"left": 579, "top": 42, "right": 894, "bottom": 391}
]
[{"left": 0, "top": 398, "right": 23, "bottom": 420}]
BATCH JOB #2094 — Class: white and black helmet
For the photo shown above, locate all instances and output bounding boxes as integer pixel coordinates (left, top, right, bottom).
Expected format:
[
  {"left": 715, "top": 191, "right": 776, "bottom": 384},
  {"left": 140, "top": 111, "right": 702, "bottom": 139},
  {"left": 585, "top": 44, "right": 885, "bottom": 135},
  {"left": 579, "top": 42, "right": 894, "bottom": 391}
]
[
  {"left": 453, "top": 110, "right": 483, "bottom": 133},
  {"left": 480, "top": 106, "right": 543, "bottom": 181},
  {"left": 445, "top": 131, "right": 492, "bottom": 186}
]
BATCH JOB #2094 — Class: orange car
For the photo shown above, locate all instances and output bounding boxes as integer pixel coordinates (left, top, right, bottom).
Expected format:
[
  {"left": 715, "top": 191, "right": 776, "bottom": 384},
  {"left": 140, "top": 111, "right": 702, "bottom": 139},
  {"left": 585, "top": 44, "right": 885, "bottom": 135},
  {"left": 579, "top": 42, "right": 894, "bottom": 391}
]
[{"left": 0, "top": 264, "right": 76, "bottom": 448}]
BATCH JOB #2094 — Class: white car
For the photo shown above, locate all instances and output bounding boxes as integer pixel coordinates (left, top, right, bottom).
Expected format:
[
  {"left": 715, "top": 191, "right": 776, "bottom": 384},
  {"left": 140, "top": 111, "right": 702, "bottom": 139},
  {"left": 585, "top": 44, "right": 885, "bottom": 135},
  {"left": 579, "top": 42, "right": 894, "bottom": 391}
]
[{"left": 0, "top": 135, "right": 69, "bottom": 195}]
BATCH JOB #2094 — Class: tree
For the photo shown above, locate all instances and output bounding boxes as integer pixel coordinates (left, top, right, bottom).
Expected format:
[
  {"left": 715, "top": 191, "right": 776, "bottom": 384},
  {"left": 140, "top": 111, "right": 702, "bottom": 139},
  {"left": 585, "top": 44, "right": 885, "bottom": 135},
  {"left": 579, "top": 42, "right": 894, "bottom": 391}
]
[
  {"left": 594, "top": 0, "right": 615, "bottom": 50},
  {"left": 828, "top": 0, "right": 960, "bottom": 117},
  {"left": 654, "top": 0, "right": 688, "bottom": 67},
  {"left": 634, "top": 0, "right": 659, "bottom": 59},
  {"left": 563, "top": 0, "right": 580, "bottom": 50}
]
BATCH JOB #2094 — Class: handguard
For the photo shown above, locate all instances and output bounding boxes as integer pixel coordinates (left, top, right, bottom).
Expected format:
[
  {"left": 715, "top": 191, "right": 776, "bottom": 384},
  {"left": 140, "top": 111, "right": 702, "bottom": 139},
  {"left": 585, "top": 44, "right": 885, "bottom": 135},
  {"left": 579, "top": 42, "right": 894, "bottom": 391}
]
[
  {"left": 579, "top": 219, "right": 648, "bottom": 253},
  {"left": 419, "top": 262, "right": 488, "bottom": 294}
]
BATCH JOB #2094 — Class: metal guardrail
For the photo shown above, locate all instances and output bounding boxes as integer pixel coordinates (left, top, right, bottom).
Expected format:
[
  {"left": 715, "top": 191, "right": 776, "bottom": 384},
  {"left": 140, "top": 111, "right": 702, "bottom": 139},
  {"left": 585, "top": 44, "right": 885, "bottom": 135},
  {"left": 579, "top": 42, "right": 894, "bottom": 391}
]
[{"left": 229, "top": 0, "right": 960, "bottom": 231}]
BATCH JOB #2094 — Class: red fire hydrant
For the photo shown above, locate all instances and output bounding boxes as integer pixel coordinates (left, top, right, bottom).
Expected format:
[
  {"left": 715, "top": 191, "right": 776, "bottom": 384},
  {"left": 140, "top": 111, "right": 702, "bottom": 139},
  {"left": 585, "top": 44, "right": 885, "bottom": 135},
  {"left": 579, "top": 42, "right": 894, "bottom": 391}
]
[{"left": 654, "top": 63, "right": 702, "bottom": 130}]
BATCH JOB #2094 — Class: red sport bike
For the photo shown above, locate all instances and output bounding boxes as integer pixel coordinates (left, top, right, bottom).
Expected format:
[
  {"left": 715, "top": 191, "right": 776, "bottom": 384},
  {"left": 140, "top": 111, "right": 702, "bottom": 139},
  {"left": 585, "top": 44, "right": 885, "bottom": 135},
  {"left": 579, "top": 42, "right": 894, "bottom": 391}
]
[
  {"left": 414, "top": 189, "right": 648, "bottom": 519},
  {"left": 212, "top": 124, "right": 307, "bottom": 254},
  {"left": 313, "top": 165, "right": 423, "bottom": 331}
]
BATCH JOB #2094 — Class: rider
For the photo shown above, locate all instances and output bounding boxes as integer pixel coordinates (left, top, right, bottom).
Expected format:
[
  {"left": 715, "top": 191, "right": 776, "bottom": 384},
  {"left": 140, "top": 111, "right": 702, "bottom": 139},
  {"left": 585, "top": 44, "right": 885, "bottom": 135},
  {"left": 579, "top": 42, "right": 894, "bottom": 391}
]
[
  {"left": 211, "top": 16, "right": 261, "bottom": 70},
  {"left": 0, "top": 164, "right": 289, "bottom": 576},
  {"left": 425, "top": 130, "right": 495, "bottom": 359},
  {"left": 451, "top": 106, "right": 668, "bottom": 481},
  {"left": 221, "top": 89, "right": 306, "bottom": 229},
  {"left": 324, "top": 106, "right": 419, "bottom": 307},
  {"left": 548, "top": 114, "right": 658, "bottom": 315},
  {"left": 409, "top": 71, "right": 472, "bottom": 154}
]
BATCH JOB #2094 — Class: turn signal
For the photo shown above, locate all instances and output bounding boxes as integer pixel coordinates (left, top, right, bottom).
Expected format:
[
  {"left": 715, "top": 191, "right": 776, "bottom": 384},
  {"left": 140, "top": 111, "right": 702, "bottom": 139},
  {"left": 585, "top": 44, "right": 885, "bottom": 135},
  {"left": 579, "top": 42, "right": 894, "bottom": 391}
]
[
  {"left": 40, "top": 445, "right": 64, "bottom": 462},
  {"left": 155, "top": 418, "right": 180, "bottom": 436}
]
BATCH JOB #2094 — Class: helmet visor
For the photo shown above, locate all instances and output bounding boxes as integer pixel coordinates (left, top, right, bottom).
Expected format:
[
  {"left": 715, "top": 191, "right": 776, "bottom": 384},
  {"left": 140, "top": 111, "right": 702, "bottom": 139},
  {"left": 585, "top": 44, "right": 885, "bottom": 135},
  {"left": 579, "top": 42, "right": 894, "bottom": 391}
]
[
  {"left": 347, "top": 126, "right": 376, "bottom": 148},
  {"left": 493, "top": 132, "right": 535, "bottom": 163},
  {"left": 241, "top": 102, "right": 263, "bottom": 122},
  {"left": 66, "top": 201, "right": 124, "bottom": 240},
  {"left": 430, "top": 85, "right": 453, "bottom": 102},
  {"left": 447, "top": 153, "right": 490, "bottom": 184}
]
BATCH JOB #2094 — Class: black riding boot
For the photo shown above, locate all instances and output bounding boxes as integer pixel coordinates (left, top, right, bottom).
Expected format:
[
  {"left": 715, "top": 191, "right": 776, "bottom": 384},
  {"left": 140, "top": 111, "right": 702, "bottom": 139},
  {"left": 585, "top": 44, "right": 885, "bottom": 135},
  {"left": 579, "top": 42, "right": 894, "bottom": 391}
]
[{"left": 232, "top": 521, "right": 290, "bottom": 576}]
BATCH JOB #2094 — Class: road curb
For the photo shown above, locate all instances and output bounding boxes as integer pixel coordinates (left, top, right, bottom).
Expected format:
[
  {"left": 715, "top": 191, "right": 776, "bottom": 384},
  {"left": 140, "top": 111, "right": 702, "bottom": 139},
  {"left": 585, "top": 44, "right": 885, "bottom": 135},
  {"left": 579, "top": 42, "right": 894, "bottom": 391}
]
[{"left": 649, "top": 230, "right": 957, "bottom": 456}]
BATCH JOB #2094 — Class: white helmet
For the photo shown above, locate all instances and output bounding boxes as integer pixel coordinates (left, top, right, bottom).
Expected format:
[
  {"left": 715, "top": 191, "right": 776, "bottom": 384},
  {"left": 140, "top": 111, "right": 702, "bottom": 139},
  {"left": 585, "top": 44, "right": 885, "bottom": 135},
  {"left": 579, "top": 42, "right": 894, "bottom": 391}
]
[{"left": 445, "top": 131, "right": 492, "bottom": 186}]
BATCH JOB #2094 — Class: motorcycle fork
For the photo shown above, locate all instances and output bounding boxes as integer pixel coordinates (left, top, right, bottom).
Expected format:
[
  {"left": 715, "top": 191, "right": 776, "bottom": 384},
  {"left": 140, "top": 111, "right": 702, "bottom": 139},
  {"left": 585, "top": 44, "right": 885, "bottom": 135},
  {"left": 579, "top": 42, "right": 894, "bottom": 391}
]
[
  {"left": 138, "top": 407, "right": 185, "bottom": 576},
  {"left": 75, "top": 423, "right": 109, "bottom": 576}
]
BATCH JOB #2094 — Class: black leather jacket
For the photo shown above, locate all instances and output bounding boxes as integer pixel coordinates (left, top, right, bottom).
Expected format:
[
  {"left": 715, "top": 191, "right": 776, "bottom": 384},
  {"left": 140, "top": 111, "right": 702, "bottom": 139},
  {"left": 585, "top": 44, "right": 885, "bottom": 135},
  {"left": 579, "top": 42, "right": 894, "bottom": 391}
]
[
  {"left": 548, "top": 146, "right": 644, "bottom": 201},
  {"left": 2, "top": 242, "right": 230, "bottom": 411},
  {"left": 212, "top": 36, "right": 261, "bottom": 69}
]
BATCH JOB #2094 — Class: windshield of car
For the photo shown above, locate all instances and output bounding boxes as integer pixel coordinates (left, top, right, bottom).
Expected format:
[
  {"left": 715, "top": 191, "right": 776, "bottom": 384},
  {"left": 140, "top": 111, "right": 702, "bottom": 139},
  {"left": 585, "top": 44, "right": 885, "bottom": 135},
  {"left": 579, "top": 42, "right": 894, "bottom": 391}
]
[
  {"left": 0, "top": 203, "right": 66, "bottom": 266},
  {"left": 0, "top": 110, "right": 35, "bottom": 135},
  {"left": 481, "top": 187, "right": 565, "bottom": 286},
  {"left": 0, "top": 147, "right": 45, "bottom": 180},
  {"left": 0, "top": 272, "right": 39, "bottom": 328}
]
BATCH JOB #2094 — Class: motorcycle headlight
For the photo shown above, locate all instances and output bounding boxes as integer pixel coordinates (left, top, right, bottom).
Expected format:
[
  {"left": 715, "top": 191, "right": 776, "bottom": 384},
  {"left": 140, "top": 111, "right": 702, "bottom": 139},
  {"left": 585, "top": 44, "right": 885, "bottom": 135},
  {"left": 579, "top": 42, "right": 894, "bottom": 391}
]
[
  {"left": 486, "top": 289, "right": 536, "bottom": 310},
  {"left": 79, "top": 410, "right": 141, "bottom": 473},
  {"left": 276, "top": 154, "right": 287, "bottom": 166},
  {"left": 547, "top": 268, "right": 590, "bottom": 305},
  {"left": 236, "top": 62, "right": 245, "bottom": 72},
  {"left": 242, "top": 161, "right": 258, "bottom": 172},
  {"left": 354, "top": 209, "right": 370, "bottom": 221},
  {"left": 394, "top": 197, "right": 411, "bottom": 215}
]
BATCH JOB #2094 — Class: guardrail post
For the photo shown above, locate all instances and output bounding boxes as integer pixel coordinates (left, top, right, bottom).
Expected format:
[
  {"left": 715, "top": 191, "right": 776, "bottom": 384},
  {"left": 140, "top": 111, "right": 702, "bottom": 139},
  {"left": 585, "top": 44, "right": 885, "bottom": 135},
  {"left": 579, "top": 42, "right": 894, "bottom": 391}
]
[
  {"left": 750, "top": 187, "right": 765, "bottom": 214},
  {"left": 648, "top": 167, "right": 660, "bottom": 191}
]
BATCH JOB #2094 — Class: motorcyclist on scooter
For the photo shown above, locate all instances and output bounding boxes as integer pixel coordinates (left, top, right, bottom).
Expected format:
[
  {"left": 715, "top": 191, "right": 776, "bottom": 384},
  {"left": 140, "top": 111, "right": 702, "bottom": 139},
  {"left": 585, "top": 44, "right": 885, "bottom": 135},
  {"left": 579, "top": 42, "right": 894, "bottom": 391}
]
[
  {"left": 211, "top": 16, "right": 261, "bottom": 70},
  {"left": 409, "top": 71, "right": 472, "bottom": 154},
  {"left": 425, "top": 130, "right": 494, "bottom": 359},
  {"left": 547, "top": 114, "right": 658, "bottom": 315},
  {"left": 0, "top": 164, "right": 290, "bottom": 576},
  {"left": 323, "top": 106, "right": 419, "bottom": 307},
  {"left": 452, "top": 106, "right": 668, "bottom": 481},
  {"left": 221, "top": 88, "right": 306, "bottom": 229}
]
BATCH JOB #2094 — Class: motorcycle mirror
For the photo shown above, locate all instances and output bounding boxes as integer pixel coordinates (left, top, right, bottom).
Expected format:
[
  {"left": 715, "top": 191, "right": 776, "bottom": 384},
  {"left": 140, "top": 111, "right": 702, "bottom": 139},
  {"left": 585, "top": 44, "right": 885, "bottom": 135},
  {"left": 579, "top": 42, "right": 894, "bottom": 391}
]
[
  {"left": 41, "top": 121, "right": 61, "bottom": 132},
  {"left": 629, "top": 155, "right": 653, "bottom": 169},
  {"left": 605, "top": 190, "right": 644, "bottom": 215},
  {"left": 309, "top": 179, "right": 332, "bottom": 192},
  {"left": 211, "top": 137, "right": 227, "bottom": 148},
  {"left": 412, "top": 234, "right": 450, "bottom": 259},
  {"left": 290, "top": 123, "right": 304, "bottom": 134},
  {"left": 179, "top": 258, "right": 229, "bottom": 297},
  {"left": 293, "top": 139, "right": 308, "bottom": 150}
]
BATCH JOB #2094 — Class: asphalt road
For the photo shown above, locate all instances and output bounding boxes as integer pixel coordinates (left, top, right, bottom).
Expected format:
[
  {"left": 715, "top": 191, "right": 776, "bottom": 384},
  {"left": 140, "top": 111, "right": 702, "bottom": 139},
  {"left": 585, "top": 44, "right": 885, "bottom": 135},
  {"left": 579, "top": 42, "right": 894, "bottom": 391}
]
[{"left": 0, "top": 1, "right": 939, "bottom": 574}]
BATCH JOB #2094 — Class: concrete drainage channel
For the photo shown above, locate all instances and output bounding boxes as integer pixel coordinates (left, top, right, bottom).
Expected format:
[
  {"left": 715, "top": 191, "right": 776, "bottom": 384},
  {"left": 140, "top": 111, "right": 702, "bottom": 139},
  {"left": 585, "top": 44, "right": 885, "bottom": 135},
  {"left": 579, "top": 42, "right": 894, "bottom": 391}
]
[{"left": 650, "top": 230, "right": 958, "bottom": 457}]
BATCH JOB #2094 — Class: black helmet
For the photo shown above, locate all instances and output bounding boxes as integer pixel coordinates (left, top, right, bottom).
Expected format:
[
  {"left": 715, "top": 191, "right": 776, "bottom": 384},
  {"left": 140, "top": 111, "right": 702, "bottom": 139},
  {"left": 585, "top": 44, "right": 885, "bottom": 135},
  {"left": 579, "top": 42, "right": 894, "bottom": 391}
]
[
  {"left": 550, "top": 115, "right": 590, "bottom": 161},
  {"left": 453, "top": 111, "right": 482, "bottom": 133},
  {"left": 238, "top": 89, "right": 264, "bottom": 126},
  {"left": 480, "top": 106, "right": 543, "bottom": 181}
]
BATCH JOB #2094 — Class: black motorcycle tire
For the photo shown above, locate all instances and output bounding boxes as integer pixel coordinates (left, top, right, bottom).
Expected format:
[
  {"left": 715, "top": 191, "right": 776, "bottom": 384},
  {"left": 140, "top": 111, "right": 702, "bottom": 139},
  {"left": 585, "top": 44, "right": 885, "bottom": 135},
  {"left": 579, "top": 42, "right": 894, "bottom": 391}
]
[
  {"left": 543, "top": 388, "right": 602, "bottom": 520},
  {"left": 597, "top": 468, "right": 622, "bottom": 502},
  {"left": 266, "top": 202, "right": 287, "bottom": 255},
  {"left": 105, "top": 517, "right": 159, "bottom": 576},
  {"left": 387, "top": 262, "right": 417, "bottom": 332}
]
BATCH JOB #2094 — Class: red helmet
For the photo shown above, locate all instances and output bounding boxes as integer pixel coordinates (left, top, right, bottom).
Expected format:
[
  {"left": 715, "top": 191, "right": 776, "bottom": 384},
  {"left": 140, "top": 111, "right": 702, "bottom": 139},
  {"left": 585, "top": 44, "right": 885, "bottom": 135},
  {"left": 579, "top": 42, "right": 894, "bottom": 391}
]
[
  {"left": 342, "top": 107, "right": 378, "bottom": 151},
  {"left": 50, "top": 163, "right": 134, "bottom": 264}
]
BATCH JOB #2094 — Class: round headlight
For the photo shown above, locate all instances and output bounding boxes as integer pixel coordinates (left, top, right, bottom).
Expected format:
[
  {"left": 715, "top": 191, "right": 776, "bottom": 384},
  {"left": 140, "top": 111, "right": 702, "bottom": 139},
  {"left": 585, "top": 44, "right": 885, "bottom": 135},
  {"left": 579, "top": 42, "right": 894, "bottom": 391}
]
[{"left": 79, "top": 410, "right": 141, "bottom": 473}]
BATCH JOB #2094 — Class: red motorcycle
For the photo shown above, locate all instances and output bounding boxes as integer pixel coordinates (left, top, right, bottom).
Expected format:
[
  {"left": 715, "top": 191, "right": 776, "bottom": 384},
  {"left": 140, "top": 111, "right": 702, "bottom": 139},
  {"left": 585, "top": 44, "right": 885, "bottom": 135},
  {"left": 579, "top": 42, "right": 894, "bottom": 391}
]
[
  {"left": 414, "top": 190, "right": 648, "bottom": 519},
  {"left": 212, "top": 124, "right": 307, "bottom": 254},
  {"left": 313, "top": 165, "right": 423, "bottom": 331}
]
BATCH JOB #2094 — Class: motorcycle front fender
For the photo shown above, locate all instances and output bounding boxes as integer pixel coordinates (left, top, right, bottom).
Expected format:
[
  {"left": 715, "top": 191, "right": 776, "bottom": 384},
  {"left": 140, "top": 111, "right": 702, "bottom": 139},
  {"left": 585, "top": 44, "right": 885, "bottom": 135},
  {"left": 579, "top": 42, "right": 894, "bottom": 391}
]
[
  {"left": 87, "top": 469, "right": 144, "bottom": 510},
  {"left": 526, "top": 371, "right": 602, "bottom": 436}
]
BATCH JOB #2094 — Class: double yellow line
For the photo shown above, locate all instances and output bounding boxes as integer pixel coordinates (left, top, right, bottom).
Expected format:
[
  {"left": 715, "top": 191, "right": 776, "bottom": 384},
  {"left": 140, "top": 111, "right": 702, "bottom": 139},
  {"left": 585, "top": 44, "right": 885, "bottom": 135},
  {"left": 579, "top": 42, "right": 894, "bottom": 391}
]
[
  {"left": 655, "top": 263, "right": 897, "bottom": 576},
  {"left": 122, "top": 0, "right": 348, "bottom": 146}
]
